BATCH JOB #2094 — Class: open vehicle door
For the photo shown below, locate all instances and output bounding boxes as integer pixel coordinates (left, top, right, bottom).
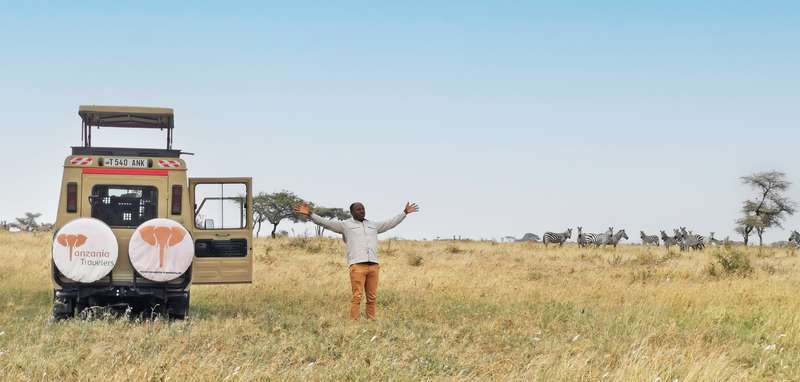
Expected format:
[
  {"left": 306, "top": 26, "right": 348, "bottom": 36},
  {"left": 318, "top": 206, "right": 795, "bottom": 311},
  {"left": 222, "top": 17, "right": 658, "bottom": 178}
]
[{"left": 189, "top": 178, "right": 253, "bottom": 284}]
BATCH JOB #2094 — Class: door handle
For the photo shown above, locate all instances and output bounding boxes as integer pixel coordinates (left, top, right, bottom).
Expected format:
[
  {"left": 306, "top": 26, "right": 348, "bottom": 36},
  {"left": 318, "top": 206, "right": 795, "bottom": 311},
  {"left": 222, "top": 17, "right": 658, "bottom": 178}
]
[{"left": 215, "top": 233, "right": 231, "bottom": 237}]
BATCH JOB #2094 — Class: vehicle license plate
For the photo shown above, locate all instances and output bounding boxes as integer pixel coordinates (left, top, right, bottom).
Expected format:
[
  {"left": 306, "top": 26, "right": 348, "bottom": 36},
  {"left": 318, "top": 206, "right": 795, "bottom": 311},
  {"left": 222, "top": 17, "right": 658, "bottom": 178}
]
[{"left": 101, "top": 157, "right": 149, "bottom": 168}]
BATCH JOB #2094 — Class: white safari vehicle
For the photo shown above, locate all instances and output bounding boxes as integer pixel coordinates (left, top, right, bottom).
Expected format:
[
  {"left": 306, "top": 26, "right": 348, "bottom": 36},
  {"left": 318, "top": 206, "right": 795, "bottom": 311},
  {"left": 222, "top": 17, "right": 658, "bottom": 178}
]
[{"left": 51, "top": 105, "right": 253, "bottom": 319}]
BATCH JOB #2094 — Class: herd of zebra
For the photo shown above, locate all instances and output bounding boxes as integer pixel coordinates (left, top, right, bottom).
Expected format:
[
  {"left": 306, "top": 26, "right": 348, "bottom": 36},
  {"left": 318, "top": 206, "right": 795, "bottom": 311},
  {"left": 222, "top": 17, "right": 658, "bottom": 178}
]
[{"left": 541, "top": 228, "right": 800, "bottom": 251}]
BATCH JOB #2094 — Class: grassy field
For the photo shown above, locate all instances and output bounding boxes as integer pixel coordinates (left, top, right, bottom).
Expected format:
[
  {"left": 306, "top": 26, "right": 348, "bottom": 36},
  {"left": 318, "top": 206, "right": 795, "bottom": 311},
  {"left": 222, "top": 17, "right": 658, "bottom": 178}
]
[{"left": 1, "top": 231, "right": 800, "bottom": 381}]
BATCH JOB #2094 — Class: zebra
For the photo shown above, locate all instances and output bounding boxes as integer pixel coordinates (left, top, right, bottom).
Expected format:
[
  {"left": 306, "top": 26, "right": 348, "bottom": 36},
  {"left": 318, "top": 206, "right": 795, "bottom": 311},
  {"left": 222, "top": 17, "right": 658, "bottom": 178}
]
[
  {"left": 577, "top": 227, "right": 598, "bottom": 248},
  {"left": 579, "top": 227, "right": 595, "bottom": 246},
  {"left": 591, "top": 227, "right": 615, "bottom": 247},
  {"left": 707, "top": 232, "right": 723, "bottom": 246},
  {"left": 606, "top": 229, "right": 629, "bottom": 248},
  {"left": 543, "top": 228, "right": 572, "bottom": 247},
  {"left": 661, "top": 230, "right": 679, "bottom": 250},
  {"left": 577, "top": 227, "right": 590, "bottom": 247},
  {"left": 688, "top": 228, "right": 706, "bottom": 250},
  {"left": 789, "top": 231, "right": 800, "bottom": 247},
  {"left": 678, "top": 227, "right": 705, "bottom": 251},
  {"left": 640, "top": 231, "right": 660, "bottom": 246},
  {"left": 673, "top": 228, "right": 688, "bottom": 250}
]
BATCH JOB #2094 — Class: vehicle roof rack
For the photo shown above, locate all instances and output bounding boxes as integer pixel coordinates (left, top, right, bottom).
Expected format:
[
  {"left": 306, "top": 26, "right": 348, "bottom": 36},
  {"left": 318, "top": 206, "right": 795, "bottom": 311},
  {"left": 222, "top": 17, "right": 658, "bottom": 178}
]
[
  {"left": 78, "top": 105, "right": 175, "bottom": 149},
  {"left": 70, "top": 146, "right": 185, "bottom": 158}
]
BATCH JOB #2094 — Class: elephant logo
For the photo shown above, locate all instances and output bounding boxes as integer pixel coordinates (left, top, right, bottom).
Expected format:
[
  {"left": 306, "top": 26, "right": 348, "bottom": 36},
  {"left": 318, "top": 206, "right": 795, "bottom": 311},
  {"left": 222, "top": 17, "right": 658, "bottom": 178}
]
[
  {"left": 56, "top": 234, "right": 88, "bottom": 261},
  {"left": 139, "top": 226, "right": 186, "bottom": 268}
]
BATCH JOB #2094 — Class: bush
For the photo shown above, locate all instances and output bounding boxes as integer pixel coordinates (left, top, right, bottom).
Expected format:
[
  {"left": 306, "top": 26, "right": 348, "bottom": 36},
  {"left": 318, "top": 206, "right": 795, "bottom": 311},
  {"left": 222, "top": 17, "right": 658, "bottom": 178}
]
[
  {"left": 607, "top": 254, "right": 623, "bottom": 266},
  {"left": 381, "top": 240, "right": 398, "bottom": 257},
  {"left": 630, "top": 268, "right": 655, "bottom": 284},
  {"left": 526, "top": 267, "right": 544, "bottom": 281},
  {"left": 255, "top": 246, "right": 277, "bottom": 265},
  {"left": 707, "top": 248, "right": 753, "bottom": 277},
  {"left": 406, "top": 253, "right": 424, "bottom": 267},
  {"left": 285, "top": 237, "right": 322, "bottom": 254},
  {"left": 445, "top": 245, "right": 463, "bottom": 254},
  {"left": 634, "top": 250, "right": 657, "bottom": 266}
]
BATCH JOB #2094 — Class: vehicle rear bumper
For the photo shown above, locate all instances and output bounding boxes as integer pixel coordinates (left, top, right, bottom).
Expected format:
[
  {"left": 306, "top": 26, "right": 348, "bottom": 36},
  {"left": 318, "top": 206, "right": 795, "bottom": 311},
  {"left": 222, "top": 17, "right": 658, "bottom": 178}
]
[
  {"left": 54, "top": 284, "right": 188, "bottom": 301},
  {"left": 52, "top": 261, "right": 192, "bottom": 300}
]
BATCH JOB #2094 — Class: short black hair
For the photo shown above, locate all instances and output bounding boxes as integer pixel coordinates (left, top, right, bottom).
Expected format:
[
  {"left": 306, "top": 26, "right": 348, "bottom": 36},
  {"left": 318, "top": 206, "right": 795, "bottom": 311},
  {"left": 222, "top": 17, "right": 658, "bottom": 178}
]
[{"left": 349, "top": 202, "right": 363, "bottom": 213}]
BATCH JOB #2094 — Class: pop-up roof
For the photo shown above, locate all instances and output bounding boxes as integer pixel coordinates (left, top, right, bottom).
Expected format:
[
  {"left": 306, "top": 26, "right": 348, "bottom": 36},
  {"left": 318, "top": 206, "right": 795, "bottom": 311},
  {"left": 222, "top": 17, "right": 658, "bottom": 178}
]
[{"left": 78, "top": 105, "right": 175, "bottom": 149}]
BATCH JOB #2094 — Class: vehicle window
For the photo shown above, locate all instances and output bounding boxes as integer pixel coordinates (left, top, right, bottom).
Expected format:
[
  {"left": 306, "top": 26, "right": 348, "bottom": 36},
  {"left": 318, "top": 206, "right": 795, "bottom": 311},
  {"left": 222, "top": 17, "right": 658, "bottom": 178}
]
[
  {"left": 194, "top": 183, "right": 246, "bottom": 229},
  {"left": 90, "top": 185, "right": 158, "bottom": 228}
]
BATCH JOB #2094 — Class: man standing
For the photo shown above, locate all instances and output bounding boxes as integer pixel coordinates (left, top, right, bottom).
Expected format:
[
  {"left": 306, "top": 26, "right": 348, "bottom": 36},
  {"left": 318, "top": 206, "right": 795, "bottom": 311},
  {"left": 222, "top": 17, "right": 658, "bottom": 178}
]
[{"left": 294, "top": 201, "right": 419, "bottom": 320}]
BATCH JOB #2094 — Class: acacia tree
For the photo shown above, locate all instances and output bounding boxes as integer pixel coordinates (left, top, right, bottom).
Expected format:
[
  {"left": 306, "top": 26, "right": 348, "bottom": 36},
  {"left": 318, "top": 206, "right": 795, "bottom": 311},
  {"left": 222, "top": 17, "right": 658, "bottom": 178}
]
[
  {"left": 312, "top": 207, "right": 351, "bottom": 236},
  {"left": 250, "top": 193, "right": 269, "bottom": 237},
  {"left": 10, "top": 212, "right": 41, "bottom": 232},
  {"left": 253, "top": 191, "right": 305, "bottom": 238},
  {"left": 738, "top": 171, "right": 796, "bottom": 246},
  {"left": 734, "top": 224, "right": 751, "bottom": 243}
]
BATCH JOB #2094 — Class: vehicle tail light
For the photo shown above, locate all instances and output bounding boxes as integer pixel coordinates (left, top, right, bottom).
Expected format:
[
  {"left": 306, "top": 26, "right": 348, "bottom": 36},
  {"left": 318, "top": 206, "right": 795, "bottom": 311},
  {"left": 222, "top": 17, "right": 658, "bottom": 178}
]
[
  {"left": 171, "top": 185, "right": 182, "bottom": 215},
  {"left": 66, "top": 182, "right": 77, "bottom": 213}
]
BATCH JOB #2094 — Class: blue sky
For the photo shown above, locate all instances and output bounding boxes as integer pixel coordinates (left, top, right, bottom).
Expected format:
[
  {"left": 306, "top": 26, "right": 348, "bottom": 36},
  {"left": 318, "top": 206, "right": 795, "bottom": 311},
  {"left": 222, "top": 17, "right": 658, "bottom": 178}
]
[{"left": 1, "top": 1, "right": 798, "bottom": 242}]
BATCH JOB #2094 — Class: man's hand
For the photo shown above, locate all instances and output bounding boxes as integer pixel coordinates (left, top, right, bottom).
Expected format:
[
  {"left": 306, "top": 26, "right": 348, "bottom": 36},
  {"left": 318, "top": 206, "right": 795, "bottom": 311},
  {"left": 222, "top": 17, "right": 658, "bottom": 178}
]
[
  {"left": 294, "top": 202, "right": 312, "bottom": 217},
  {"left": 404, "top": 202, "right": 420, "bottom": 214}
]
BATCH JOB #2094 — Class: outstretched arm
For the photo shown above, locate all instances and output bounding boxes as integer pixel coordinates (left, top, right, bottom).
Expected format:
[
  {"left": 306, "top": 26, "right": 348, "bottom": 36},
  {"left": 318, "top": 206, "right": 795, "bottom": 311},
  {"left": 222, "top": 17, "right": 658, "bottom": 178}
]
[
  {"left": 376, "top": 202, "right": 419, "bottom": 233},
  {"left": 294, "top": 203, "right": 345, "bottom": 234}
]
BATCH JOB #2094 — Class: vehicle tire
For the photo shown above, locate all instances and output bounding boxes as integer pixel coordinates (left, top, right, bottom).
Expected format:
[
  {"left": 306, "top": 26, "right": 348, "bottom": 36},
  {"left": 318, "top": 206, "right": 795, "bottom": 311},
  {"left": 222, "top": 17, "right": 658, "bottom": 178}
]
[
  {"left": 75, "top": 298, "right": 90, "bottom": 318},
  {"left": 52, "top": 296, "right": 75, "bottom": 321},
  {"left": 167, "top": 292, "right": 190, "bottom": 320}
]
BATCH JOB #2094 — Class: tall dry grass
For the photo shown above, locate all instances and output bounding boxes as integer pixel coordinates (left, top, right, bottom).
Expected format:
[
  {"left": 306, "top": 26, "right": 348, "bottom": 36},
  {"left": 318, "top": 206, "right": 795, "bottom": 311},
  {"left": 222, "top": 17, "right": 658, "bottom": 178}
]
[{"left": 1, "top": 231, "right": 800, "bottom": 381}]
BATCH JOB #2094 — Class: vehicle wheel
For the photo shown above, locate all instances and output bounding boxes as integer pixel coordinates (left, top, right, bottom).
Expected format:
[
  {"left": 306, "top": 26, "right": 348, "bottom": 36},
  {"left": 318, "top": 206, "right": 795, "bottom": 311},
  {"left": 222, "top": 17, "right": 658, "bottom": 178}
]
[
  {"left": 75, "top": 298, "right": 92, "bottom": 319},
  {"left": 52, "top": 296, "right": 75, "bottom": 321},
  {"left": 167, "top": 292, "right": 190, "bottom": 320}
]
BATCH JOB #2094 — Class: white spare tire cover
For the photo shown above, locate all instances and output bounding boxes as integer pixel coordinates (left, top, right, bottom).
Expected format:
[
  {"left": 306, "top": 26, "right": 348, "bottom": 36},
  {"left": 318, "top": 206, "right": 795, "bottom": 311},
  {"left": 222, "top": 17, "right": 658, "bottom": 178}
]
[
  {"left": 53, "top": 218, "right": 118, "bottom": 283},
  {"left": 129, "top": 218, "right": 194, "bottom": 282}
]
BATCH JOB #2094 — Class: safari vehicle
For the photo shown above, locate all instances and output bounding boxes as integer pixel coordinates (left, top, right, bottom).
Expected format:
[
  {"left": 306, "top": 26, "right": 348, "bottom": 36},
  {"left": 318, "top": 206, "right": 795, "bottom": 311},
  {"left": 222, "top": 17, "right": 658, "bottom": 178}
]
[{"left": 51, "top": 105, "right": 253, "bottom": 319}]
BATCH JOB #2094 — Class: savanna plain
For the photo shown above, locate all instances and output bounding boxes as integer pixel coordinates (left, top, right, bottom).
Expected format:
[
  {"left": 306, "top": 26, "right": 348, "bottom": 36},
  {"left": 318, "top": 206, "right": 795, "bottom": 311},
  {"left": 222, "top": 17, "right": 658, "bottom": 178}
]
[{"left": 2, "top": 231, "right": 800, "bottom": 381}]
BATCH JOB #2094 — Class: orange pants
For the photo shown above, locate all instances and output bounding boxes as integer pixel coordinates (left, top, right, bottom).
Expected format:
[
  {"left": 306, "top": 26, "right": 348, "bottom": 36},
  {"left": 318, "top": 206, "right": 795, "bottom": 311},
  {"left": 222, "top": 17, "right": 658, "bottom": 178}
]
[{"left": 349, "top": 263, "right": 380, "bottom": 320}]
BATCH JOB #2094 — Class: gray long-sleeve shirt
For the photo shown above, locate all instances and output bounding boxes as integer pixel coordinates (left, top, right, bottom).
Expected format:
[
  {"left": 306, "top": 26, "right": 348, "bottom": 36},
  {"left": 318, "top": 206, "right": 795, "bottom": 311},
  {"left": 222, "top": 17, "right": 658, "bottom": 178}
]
[{"left": 310, "top": 212, "right": 407, "bottom": 265}]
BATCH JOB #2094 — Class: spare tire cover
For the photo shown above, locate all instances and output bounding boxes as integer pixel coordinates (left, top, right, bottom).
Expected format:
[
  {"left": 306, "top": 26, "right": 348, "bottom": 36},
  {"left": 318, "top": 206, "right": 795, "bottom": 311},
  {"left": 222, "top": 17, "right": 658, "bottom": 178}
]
[
  {"left": 52, "top": 218, "right": 118, "bottom": 283},
  {"left": 129, "top": 218, "right": 194, "bottom": 282}
]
